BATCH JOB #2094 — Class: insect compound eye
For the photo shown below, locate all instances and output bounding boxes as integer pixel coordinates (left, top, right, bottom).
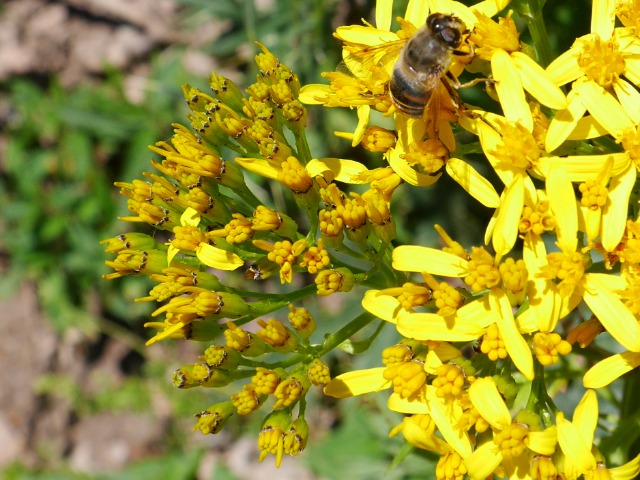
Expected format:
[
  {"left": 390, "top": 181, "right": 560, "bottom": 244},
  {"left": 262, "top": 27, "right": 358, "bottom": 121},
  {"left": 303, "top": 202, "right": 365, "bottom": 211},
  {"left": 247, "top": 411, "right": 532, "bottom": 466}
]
[{"left": 439, "top": 27, "right": 462, "bottom": 48}]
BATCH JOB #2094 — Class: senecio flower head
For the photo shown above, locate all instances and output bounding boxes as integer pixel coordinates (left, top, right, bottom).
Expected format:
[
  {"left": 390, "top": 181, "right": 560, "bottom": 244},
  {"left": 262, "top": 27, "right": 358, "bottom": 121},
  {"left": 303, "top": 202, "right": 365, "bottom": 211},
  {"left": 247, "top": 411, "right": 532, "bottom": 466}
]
[{"left": 103, "top": 0, "right": 640, "bottom": 476}]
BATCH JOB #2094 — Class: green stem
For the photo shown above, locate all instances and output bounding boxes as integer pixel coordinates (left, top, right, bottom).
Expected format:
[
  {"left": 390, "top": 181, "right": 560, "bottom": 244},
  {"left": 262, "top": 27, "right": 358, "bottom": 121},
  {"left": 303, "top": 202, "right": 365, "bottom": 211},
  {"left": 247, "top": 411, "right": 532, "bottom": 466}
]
[
  {"left": 294, "top": 130, "right": 313, "bottom": 164},
  {"left": 318, "top": 311, "right": 377, "bottom": 356},
  {"left": 519, "top": 0, "right": 554, "bottom": 67}
]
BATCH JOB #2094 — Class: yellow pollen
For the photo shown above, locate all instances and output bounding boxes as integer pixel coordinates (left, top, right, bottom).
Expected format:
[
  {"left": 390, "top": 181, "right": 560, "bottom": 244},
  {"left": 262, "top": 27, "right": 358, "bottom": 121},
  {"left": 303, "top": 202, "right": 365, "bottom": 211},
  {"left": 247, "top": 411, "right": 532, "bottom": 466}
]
[
  {"left": 256, "top": 318, "right": 291, "bottom": 347},
  {"left": 432, "top": 364, "right": 466, "bottom": 400},
  {"left": 470, "top": 13, "right": 520, "bottom": 60},
  {"left": 616, "top": 0, "right": 640, "bottom": 28},
  {"left": 273, "top": 377, "right": 305, "bottom": 409},
  {"left": 336, "top": 194, "right": 367, "bottom": 230},
  {"left": 480, "top": 324, "right": 508, "bottom": 361},
  {"left": 493, "top": 121, "right": 540, "bottom": 170},
  {"left": 382, "top": 344, "right": 414, "bottom": 366},
  {"left": 396, "top": 282, "right": 432, "bottom": 311},
  {"left": 319, "top": 208, "right": 344, "bottom": 237},
  {"left": 252, "top": 367, "right": 281, "bottom": 395},
  {"left": 519, "top": 200, "right": 555, "bottom": 236},
  {"left": 278, "top": 156, "right": 313, "bottom": 193},
  {"left": 465, "top": 247, "right": 501, "bottom": 293},
  {"left": 172, "top": 225, "right": 207, "bottom": 252},
  {"left": 383, "top": 360, "right": 427, "bottom": 399},
  {"left": 400, "top": 139, "right": 448, "bottom": 175},
  {"left": 307, "top": 359, "right": 331, "bottom": 386},
  {"left": 436, "top": 451, "right": 468, "bottom": 480},
  {"left": 231, "top": 384, "right": 261, "bottom": 415},
  {"left": 577, "top": 35, "right": 625, "bottom": 88},
  {"left": 432, "top": 282, "right": 464, "bottom": 317},
  {"left": 530, "top": 456, "right": 558, "bottom": 480},
  {"left": 537, "top": 251, "right": 587, "bottom": 297},
  {"left": 493, "top": 423, "right": 529, "bottom": 459},
  {"left": 361, "top": 126, "right": 397, "bottom": 153},
  {"left": 579, "top": 179, "right": 608, "bottom": 209},
  {"left": 499, "top": 257, "right": 528, "bottom": 305},
  {"left": 252, "top": 205, "right": 283, "bottom": 231},
  {"left": 192, "top": 291, "right": 223, "bottom": 316},
  {"left": 299, "top": 240, "right": 331, "bottom": 274},
  {"left": 533, "top": 332, "right": 572, "bottom": 365}
]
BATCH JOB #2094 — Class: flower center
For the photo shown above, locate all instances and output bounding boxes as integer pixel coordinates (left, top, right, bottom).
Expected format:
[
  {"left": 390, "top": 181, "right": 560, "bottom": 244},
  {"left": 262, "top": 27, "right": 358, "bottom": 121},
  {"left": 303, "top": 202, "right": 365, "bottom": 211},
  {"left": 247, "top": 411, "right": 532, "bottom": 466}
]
[
  {"left": 493, "top": 423, "right": 529, "bottom": 459},
  {"left": 577, "top": 35, "right": 626, "bottom": 89},
  {"left": 480, "top": 324, "right": 508, "bottom": 361},
  {"left": 465, "top": 247, "right": 501, "bottom": 292},
  {"left": 579, "top": 179, "right": 609, "bottom": 210}
]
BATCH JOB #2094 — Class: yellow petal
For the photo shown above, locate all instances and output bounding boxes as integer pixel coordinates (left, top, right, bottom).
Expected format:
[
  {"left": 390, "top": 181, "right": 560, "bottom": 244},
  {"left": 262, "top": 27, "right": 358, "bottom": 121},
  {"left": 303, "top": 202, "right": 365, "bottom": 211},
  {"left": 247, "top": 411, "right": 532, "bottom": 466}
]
[
  {"left": 545, "top": 48, "right": 582, "bottom": 86},
  {"left": 584, "top": 205, "right": 602, "bottom": 243},
  {"left": 491, "top": 288, "right": 534, "bottom": 380},
  {"left": 512, "top": 51, "right": 567, "bottom": 110},
  {"left": 556, "top": 412, "right": 597, "bottom": 474},
  {"left": 545, "top": 90, "right": 587, "bottom": 152},
  {"left": 574, "top": 79, "right": 634, "bottom": 137},
  {"left": 591, "top": 0, "right": 615, "bottom": 39},
  {"left": 464, "top": 441, "right": 503, "bottom": 480},
  {"left": 446, "top": 156, "right": 500, "bottom": 208},
  {"left": 583, "top": 351, "right": 640, "bottom": 388},
  {"left": 323, "top": 367, "right": 391, "bottom": 398},
  {"left": 492, "top": 49, "right": 533, "bottom": 131},
  {"left": 492, "top": 175, "right": 524, "bottom": 257},
  {"left": 392, "top": 245, "right": 469, "bottom": 276},
  {"left": 431, "top": 1, "right": 476, "bottom": 29},
  {"left": 613, "top": 77, "right": 640, "bottom": 125},
  {"left": 567, "top": 115, "right": 609, "bottom": 141},
  {"left": 181, "top": 207, "right": 201, "bottom": 227},
  {"left": 167, "top": 244, "right": 180, "bottom": 267},
  {"left": 468, "top": 377, "right": 511, "bottom": 430},
  {"left": 334, "top": 25, "right": 398, "bottom": 45},
  {"left": 375, "top": 0, "right": 393, "bottom": 31},
  {"left": 397, "top": 311, "right": 486, "bottom": 341},
  {"left": 362, "top": 289, "right": 405, "bottom": 324},
  {"left": 609, "top": 453, "right": 640, "bottom": 480},
  {"left": 602, "top": 159, "right": 635, "bottom": 251},
  {"left": 573, "top": 390, "right": 597, "bottom": 446},
  {"left": 298, "top": 84, "right": 331, "bottom": 104},
  {"left": 426, "top": 386, "right": 473, "bottom": 457},
  {"left": 527, "top": 426, "right": 557, "bottom": 456},
  {"left": 477, "top": 120, "right": 515, "bottom": 187},
  {"left": 523, "top": 235, "right": 566, "bottom": 332},
  {"left": 388, "top": 390, "right": 430, "bottom": 414},
  {"left": 535, "top": 152, "right": 631, "bottom": 183},
  {"left": 625, "top": 57, "right": 640, "bottom": 86},
  {"left": 353, "top": 105, "right": 371, "bottom": 146},
  {"left": 306, "top": 158, "right": 369, "bottom": 183},
  {"left": 388, "top": 146, "right": 442, "bottom": 186},
  {"left": 235, "top": 157, "right": 279, "bottom": 180},
  {"left": 145, "top": 320, "right": 187, "bottom": 346},
  {"left": 471, "top": 0, "right": 511, "bottom": 18},
  {"left": 196, "top": 243, "right": 244, "bottom": 271},
  {"left": 405, "top": 0, "right": 430, "bottom": 26},
  {"left": 583, "top": 274, "right": 640, "bottom": 352},
  {"left": 402, "top": 418, "right": 452, "bottom": 454},
  {"left": 546, "top": 164, "right": 577, "bottom": 252}
]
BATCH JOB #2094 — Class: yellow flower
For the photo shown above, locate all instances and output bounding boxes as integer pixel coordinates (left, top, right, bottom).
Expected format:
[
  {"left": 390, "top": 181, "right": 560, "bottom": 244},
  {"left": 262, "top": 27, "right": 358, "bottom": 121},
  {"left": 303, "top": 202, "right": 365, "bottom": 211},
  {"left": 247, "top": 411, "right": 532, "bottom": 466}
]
[
  {"left": 464, "top": 377, "right": 557, "bottom": 480},
  {"left": 557, "top": 389, "right": 640, "bottom": 480},
  {"left": 469, "top": 13, "right": 567, "bottom": 132},
  {"left": 545, "top": 1, "right": 640, "bottom": 150},
  {"left": 167, "top": 207, "right": 244, "bottom": 271},
  {"left": 389, "top": 235, "right": 535, "bottom": 379}
]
